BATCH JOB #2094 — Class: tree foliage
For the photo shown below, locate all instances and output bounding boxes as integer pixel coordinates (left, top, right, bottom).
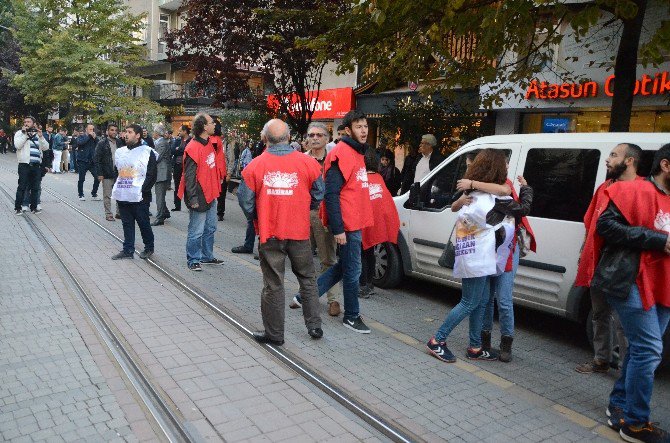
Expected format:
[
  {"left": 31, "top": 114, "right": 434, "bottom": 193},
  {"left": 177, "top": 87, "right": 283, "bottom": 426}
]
[
  {"left": 167, "top": 0, "right": 342, "bottom": 136},
  {"left": 314, "top": 0, "right": 670, "bottom": 131},
  {"left": 10, "top": 0, "right": 165, "bottom": 123}
]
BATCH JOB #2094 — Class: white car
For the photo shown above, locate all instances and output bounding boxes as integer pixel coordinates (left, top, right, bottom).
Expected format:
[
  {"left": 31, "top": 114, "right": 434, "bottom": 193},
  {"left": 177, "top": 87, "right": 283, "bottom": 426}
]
[{"left": 374, "top": 133, "right": 670, "bottom": 363}]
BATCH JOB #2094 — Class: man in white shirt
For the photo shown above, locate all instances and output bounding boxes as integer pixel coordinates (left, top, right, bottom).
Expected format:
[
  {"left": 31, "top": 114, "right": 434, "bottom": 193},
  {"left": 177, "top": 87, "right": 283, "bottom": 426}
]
[{"left": 414, "top": 134, "right": 438, "bottom": 183}]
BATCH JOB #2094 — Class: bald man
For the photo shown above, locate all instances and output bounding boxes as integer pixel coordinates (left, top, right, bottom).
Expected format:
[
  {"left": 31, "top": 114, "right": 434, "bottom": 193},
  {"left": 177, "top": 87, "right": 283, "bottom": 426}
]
[{"left": 239, "top": 119, "right": 324, "bottom": 345}]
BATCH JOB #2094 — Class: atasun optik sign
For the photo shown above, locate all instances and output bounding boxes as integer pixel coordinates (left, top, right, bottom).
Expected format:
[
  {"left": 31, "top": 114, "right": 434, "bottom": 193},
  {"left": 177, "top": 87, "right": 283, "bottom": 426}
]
[{"left": 525, "top": 71, "right": 670, "bottom": 100}]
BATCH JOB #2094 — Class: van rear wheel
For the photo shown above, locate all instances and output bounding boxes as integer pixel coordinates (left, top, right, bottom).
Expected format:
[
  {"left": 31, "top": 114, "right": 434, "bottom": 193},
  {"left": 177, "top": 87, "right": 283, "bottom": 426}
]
[{"left": 372, "top": 242, "right": 403, "bottom": 289}]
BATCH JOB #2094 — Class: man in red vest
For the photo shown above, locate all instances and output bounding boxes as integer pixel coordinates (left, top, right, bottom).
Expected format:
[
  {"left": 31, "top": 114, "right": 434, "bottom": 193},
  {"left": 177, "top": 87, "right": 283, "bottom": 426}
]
[
  {"left": 290, "top": 110, "right": 374, "bottom": 333},
  {"left": 591, "top": 144, "right": 670, "bottom": 441},
  {"left": 239, "top": 119, "right": 323, "bottom": 345},
  {"left": 177, "top": 113, "right": 225, "bottom": 271},
  {"left": 575, "top": 143, "right": 642, "bottom": 374}
]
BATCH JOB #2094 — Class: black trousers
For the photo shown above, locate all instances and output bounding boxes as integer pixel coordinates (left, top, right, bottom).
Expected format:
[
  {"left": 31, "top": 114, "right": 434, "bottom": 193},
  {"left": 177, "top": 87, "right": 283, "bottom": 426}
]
[
  {"left": 77, "top": 161, "right": 100, "bottom": 198},
  {"left": 217, "top": 180, "right": 227, "bottom": 217},
  {"left": 173, "top": 161, "right": 182, "bottom": 210},
  {"left": 118, "top": 201, "right": 154, "bottom": 254},
  {"left": 360, "top": 246, "right": 376, "bottom": 288},
  {"left": 15, "top": 163, "right": 41, "bottom": 211}
]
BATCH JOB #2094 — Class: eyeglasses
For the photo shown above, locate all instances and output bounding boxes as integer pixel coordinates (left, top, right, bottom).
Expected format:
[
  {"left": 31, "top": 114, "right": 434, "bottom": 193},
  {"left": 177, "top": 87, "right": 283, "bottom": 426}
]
[{"left": 307, "top": 133, "right": 327, "bottom": 138}]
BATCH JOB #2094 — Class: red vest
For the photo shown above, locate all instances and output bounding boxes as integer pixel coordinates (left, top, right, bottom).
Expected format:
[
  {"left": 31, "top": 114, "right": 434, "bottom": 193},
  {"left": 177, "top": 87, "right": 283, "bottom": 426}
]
[
  {"left": 604, "top": 180, "right": 670, "bottom": 310},
  {"left": 505, "top": 179, "right": 537, "bottom": 272},
  {"left": 362, "top": 173, "right": 400, "bottom": 250},
  {"left": 575, "top": 176, "right": 644, "bottom": 287},
  {"left": 242, "top": 150, "right": 321, "bottom": 244},
  {"left": 321, "top": 141, "right": 374, "bottom": 232},
  {"left": 177, "top": 137, "right": 222, "bottom": 204}
]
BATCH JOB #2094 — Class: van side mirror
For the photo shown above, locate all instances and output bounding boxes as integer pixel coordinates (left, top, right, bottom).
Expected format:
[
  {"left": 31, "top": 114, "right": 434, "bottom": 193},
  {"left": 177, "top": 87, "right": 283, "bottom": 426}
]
[{"left": 407, "top": 182, "right": 421, "bottom": 209}]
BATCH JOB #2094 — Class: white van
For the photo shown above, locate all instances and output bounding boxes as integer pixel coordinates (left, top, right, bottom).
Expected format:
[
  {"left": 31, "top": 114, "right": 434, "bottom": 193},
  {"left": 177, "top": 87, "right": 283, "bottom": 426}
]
[{"left": 374, "top": 133, "right": 669, "bottom": 361}]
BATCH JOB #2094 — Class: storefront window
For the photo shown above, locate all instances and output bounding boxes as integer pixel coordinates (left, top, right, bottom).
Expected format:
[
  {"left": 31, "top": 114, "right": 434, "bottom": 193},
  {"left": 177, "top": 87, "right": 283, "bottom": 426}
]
[{"left": 521, "top": 110, "right": 670, "bottom": 133}]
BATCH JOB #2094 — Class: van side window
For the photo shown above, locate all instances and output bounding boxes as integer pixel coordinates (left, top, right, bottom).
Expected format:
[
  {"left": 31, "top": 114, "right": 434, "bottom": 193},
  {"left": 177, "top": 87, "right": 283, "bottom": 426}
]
[
  {"left": 411, "top": 153, "right": 469, "bottom": 211},
  {"left": 523, "top": 148, "right": 600, "bottom": 222}
]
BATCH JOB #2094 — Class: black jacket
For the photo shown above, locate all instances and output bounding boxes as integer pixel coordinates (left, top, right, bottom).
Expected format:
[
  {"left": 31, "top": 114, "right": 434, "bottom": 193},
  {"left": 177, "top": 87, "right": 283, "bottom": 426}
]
[
  {"left": 183, "top": 136, "right": 211, "bottom": 212},
  {"left": 591, "top": 185, "right": 668, "bottom": 299},
  {"left": 94, "top": 137, "right": 119, "bottom": 179},
  {"left": 76, "top": 133, "right": 98, "bottom": 163},
  {"left": 400, "top": 150, "right": 445, "bottom": 194}
]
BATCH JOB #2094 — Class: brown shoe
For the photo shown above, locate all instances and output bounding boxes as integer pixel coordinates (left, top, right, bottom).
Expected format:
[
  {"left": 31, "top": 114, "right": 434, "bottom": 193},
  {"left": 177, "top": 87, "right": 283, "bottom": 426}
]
[
  {"left": 328, "top": 301, "right": 341, "bottom": 317},
  {"left": 106, "top": 215, "right": 115, "bottom": 221},
  {"left": 575, "top": 360, "right": 609, "bottom": 373}
]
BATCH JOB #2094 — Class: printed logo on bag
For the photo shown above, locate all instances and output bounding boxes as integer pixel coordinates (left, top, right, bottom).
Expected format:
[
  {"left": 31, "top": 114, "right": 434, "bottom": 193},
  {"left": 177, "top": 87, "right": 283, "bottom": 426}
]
[
  {"left": 263, "top": 171, "right": 299, "bottom": 196},
  {"left": 355, "top": 167, "right": 369, "bottom": 188},
  {"left": 368, "top": 183, "right": 383, "bottom": 200},
  {"left": 454, "top": 217, "right": 480, "bottom": 257},
  {"left": 654, "top": 209, "right": 670, "bottom": 233}
]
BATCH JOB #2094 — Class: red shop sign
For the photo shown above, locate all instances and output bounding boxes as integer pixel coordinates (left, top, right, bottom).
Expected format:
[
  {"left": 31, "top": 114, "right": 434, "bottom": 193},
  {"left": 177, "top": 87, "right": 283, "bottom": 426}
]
[
  {"left": 525, "top": 71, "right": 670, "bottom": 100},
  {"left": 267, "top": 87, "right": 355, "bottom": 120}
]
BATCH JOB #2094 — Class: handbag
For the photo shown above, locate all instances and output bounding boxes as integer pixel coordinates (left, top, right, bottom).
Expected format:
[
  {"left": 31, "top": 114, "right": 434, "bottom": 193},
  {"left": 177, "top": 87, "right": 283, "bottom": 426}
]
[
  {"left": 517, "top": 226, "right": 532, "bottom": 258},
  {"left": 438, "top": 224, "right": 457, "bottom": 269}
]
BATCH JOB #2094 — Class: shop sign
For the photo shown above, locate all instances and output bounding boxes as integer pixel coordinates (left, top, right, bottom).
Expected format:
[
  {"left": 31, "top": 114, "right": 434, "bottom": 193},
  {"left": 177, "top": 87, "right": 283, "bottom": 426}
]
[
  {"left": 267, "top": 87, "right": 355, "bottom": 120},
  {"left": 525, "top": 71, "right": 670, "bottom": 100}
]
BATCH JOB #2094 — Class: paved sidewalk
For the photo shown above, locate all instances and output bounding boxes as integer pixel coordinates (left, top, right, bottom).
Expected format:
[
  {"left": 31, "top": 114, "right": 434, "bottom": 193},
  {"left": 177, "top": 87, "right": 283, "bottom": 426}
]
[
  {"left": 0, "top": 161, "right": 621, "bottom": 442},
  {"left": 0, "top": 190, "right": 155, "bottom": 441},
  {"left": 0, "top": 168, "right": 385, "bottom": 442}
]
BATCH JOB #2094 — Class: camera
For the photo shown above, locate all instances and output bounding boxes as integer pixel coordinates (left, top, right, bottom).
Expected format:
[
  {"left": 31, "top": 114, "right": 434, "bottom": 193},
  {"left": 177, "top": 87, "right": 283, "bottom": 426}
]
[{"left": 25, "top": 127, "right": 38, "bottom": 136}]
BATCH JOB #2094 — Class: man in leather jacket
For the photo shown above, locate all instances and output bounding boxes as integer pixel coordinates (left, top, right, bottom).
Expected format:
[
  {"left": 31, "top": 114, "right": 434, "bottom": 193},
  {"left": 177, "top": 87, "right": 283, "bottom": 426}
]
[
  {"left": 94, "top": 124, "right": 120, "bottom": 221},
  {"left": 591, "top": 144, "right": 670, "bottom": 442}
]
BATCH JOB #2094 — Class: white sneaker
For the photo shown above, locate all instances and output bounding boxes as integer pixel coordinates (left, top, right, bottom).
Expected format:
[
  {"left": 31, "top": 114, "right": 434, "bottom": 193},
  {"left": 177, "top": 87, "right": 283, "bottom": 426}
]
[
  {"left": 36, "top": 204, "right": 42, "bottom": 211},
  {"left": 91, "top": 196, "right": 101, "bottom": 201},
  {"left": 21, "top": 205, "right": 29, "bottom": 212},
  {"left": 79, "top": 197, "right": 86, "bottom": 201}
]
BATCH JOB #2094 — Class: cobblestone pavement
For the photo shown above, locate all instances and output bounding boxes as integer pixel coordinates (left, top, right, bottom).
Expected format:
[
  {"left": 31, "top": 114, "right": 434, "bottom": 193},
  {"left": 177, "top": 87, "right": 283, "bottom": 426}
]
[
  {"left": 0, "top": 163, "right": 384, "bottom": 442},
  {"left": 2, "top": 156, "right": 668, "bottom": 442}
]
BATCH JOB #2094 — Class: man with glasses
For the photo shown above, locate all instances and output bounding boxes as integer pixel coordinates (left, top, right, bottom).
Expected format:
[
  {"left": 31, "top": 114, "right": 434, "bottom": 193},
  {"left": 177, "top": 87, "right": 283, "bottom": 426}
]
[{"left": 294, "top": 122, "right": 341, "bottom": 316}]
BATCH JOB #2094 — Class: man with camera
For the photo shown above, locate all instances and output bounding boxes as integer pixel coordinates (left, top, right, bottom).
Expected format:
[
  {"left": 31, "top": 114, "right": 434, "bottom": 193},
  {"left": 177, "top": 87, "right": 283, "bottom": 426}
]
[{"left": 13, "top": 116, "right": 49, "bottom": 215}]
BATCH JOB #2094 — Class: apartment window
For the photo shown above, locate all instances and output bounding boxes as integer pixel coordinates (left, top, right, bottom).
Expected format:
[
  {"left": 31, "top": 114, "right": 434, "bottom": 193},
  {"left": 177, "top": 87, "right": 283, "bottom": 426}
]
[{"left": 159, "top": 14, "right": 169, "bottom": 41}]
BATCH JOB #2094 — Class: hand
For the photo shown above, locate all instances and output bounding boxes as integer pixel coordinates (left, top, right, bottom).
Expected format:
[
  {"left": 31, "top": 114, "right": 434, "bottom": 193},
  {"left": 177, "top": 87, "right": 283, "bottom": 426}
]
[
  {"left": 191, "top": 203, "right": 199, "bottom": 209},
  {"left": 517, "top": 175, "right": 528, "bottom": 186},
  {"left": 456, "top": 179, "right": 473, "bottom": 192},
  {"left": 334, "top": 233, "right": 346, "bottom": 245},
  {"left": 226, "top": 173, "right": 231, "bottom": 182},
  {"left": 98, "top": 176, "right": 104, "bottom": 181},
  {"left": 665, "top": 235, "right": 670, "bottom": 255},
  {"left": 458, "top": 194, "right": 474, "bottom": 207}
]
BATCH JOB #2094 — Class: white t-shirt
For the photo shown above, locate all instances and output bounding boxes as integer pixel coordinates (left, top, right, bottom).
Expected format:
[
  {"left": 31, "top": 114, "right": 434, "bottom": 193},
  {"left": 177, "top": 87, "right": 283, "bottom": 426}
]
[{"left": 414, "top": 152, "right": 431, "bottom": 183}]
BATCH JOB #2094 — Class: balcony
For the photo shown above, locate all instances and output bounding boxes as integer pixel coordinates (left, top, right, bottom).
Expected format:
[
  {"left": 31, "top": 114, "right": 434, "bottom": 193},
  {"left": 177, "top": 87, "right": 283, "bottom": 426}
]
[
  {"left": 157, "top": 0, "right": 182, "bottom": 11},
  {"left": 148, "top": 82, "right": 215, "bottom": 106}
]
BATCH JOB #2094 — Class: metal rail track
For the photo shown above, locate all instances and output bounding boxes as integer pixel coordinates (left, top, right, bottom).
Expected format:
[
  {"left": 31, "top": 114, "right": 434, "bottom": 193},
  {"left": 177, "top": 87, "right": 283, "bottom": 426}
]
[
  {"left": 36, "top": 184, "right": 418, "bottom": 443},
  {"left": 0, "top": 184, "right": 195, "bottom": 443}
]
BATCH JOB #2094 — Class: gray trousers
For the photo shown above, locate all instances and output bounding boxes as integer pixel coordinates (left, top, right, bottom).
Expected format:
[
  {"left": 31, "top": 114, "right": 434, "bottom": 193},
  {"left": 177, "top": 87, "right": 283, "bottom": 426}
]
[
  {"left": 154, "top": 180, "right": 169, "bottom": 221},
  {"left": 591, "top": 289, "right": 628, "bottom": 363},
  {"left": 102, "top": 179, "right": 118, "bottom": 217},
  {"left": 258, "top": 238, "right": 322, "bottom": 341},
  {"left": 310, "top": 209, "right": 338, "bottom": 303}
]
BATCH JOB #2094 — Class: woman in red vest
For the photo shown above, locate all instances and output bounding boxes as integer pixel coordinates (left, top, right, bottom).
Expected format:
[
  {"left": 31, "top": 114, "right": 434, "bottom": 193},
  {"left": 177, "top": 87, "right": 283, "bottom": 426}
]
[{"left": 360, "top": 149, "right": 400, "bottom": 298}]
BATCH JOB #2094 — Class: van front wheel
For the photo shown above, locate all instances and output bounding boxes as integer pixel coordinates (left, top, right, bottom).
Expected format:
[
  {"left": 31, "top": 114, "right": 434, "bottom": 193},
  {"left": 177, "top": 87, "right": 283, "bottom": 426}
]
[{"left": 372, "top": 242, "right": 403, "bottom": 289}]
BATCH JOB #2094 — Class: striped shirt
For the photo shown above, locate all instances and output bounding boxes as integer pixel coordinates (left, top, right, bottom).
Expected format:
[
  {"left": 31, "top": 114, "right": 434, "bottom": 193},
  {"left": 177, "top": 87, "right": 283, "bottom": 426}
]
[{"left": 28, "top": 136, "right": 41, "bottom": 165}]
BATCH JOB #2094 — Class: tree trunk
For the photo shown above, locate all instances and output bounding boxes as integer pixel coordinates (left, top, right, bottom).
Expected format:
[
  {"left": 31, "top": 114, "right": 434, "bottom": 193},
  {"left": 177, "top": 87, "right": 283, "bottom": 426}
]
[{"left": 609, "top": 0, "right": 647, "bottom": 132}]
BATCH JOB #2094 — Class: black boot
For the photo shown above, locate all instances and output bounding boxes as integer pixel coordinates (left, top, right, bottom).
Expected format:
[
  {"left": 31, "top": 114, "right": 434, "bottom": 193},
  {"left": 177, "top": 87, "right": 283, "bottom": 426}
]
[
  {"left": 500, "top": 335, "right": 513, "bottom": 362},
  {"left": 481, "top": 330, "right": 492, "bottom": 352}
]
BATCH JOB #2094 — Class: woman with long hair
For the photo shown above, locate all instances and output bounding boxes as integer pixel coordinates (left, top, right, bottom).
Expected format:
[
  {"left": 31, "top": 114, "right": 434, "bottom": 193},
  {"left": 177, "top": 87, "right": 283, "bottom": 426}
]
[{"left": 427, "top": 149, "right": 532, "bottom": 363}]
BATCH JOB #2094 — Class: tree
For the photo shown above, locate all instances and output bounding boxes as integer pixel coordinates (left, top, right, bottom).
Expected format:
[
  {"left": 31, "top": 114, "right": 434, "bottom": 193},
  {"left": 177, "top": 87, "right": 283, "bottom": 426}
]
[
  {"left": 315, "top": 0, "right": 670, "bottom": 132},
  {"left": 167, "top": 0, "right": 341, "bottom": 137},
  {"left": 10, "top": 0, "right": 165, "bottom": 124}
]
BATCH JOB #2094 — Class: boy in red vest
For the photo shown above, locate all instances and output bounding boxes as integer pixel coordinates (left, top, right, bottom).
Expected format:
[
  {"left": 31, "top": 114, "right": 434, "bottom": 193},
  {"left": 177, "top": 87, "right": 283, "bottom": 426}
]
[
  {"left": 290, "top": 110, "right": 374, "bottom": 333},
  {"left": 359, "top": 148, "right": 400, "bottom": 298},
  {"left": 239, "top": 119, "right": 323, "bottom": 345},
  {"left": 591, "top": 144, "right": 670, "bottom": 442}
]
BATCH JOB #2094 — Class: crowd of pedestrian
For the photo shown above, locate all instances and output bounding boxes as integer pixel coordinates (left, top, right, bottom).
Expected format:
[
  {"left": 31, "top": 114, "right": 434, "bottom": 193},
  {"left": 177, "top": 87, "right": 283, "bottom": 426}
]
[{"left": 8, "top": 111, "right": 669, "bottom": 443}]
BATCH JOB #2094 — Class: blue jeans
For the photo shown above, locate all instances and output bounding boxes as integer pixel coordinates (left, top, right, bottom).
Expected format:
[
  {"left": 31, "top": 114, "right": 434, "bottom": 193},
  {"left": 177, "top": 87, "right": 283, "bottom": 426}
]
[
  {"left": 607, "top": 285, "right": 670, "bottom": 425},
  {"left": 118, "top": 201, "right": 154, "bottom": 253},
  {"left": 186, "top": 200, "right": 217, "bottom": 266},
  {"left": 244, "top": 218, "right": 255, "bottom": 251},
  {"left": 69, "top": 151, "right": 77, "bottom": 171},
  {"left": 482, "top": 246, "right": 520, "bottom": 337},
  {"left": 435, "top": 276, "right": 491, "bottom": 348},
  {"left": 297, "top": 230, "right": 362, "bottom": 321}
]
